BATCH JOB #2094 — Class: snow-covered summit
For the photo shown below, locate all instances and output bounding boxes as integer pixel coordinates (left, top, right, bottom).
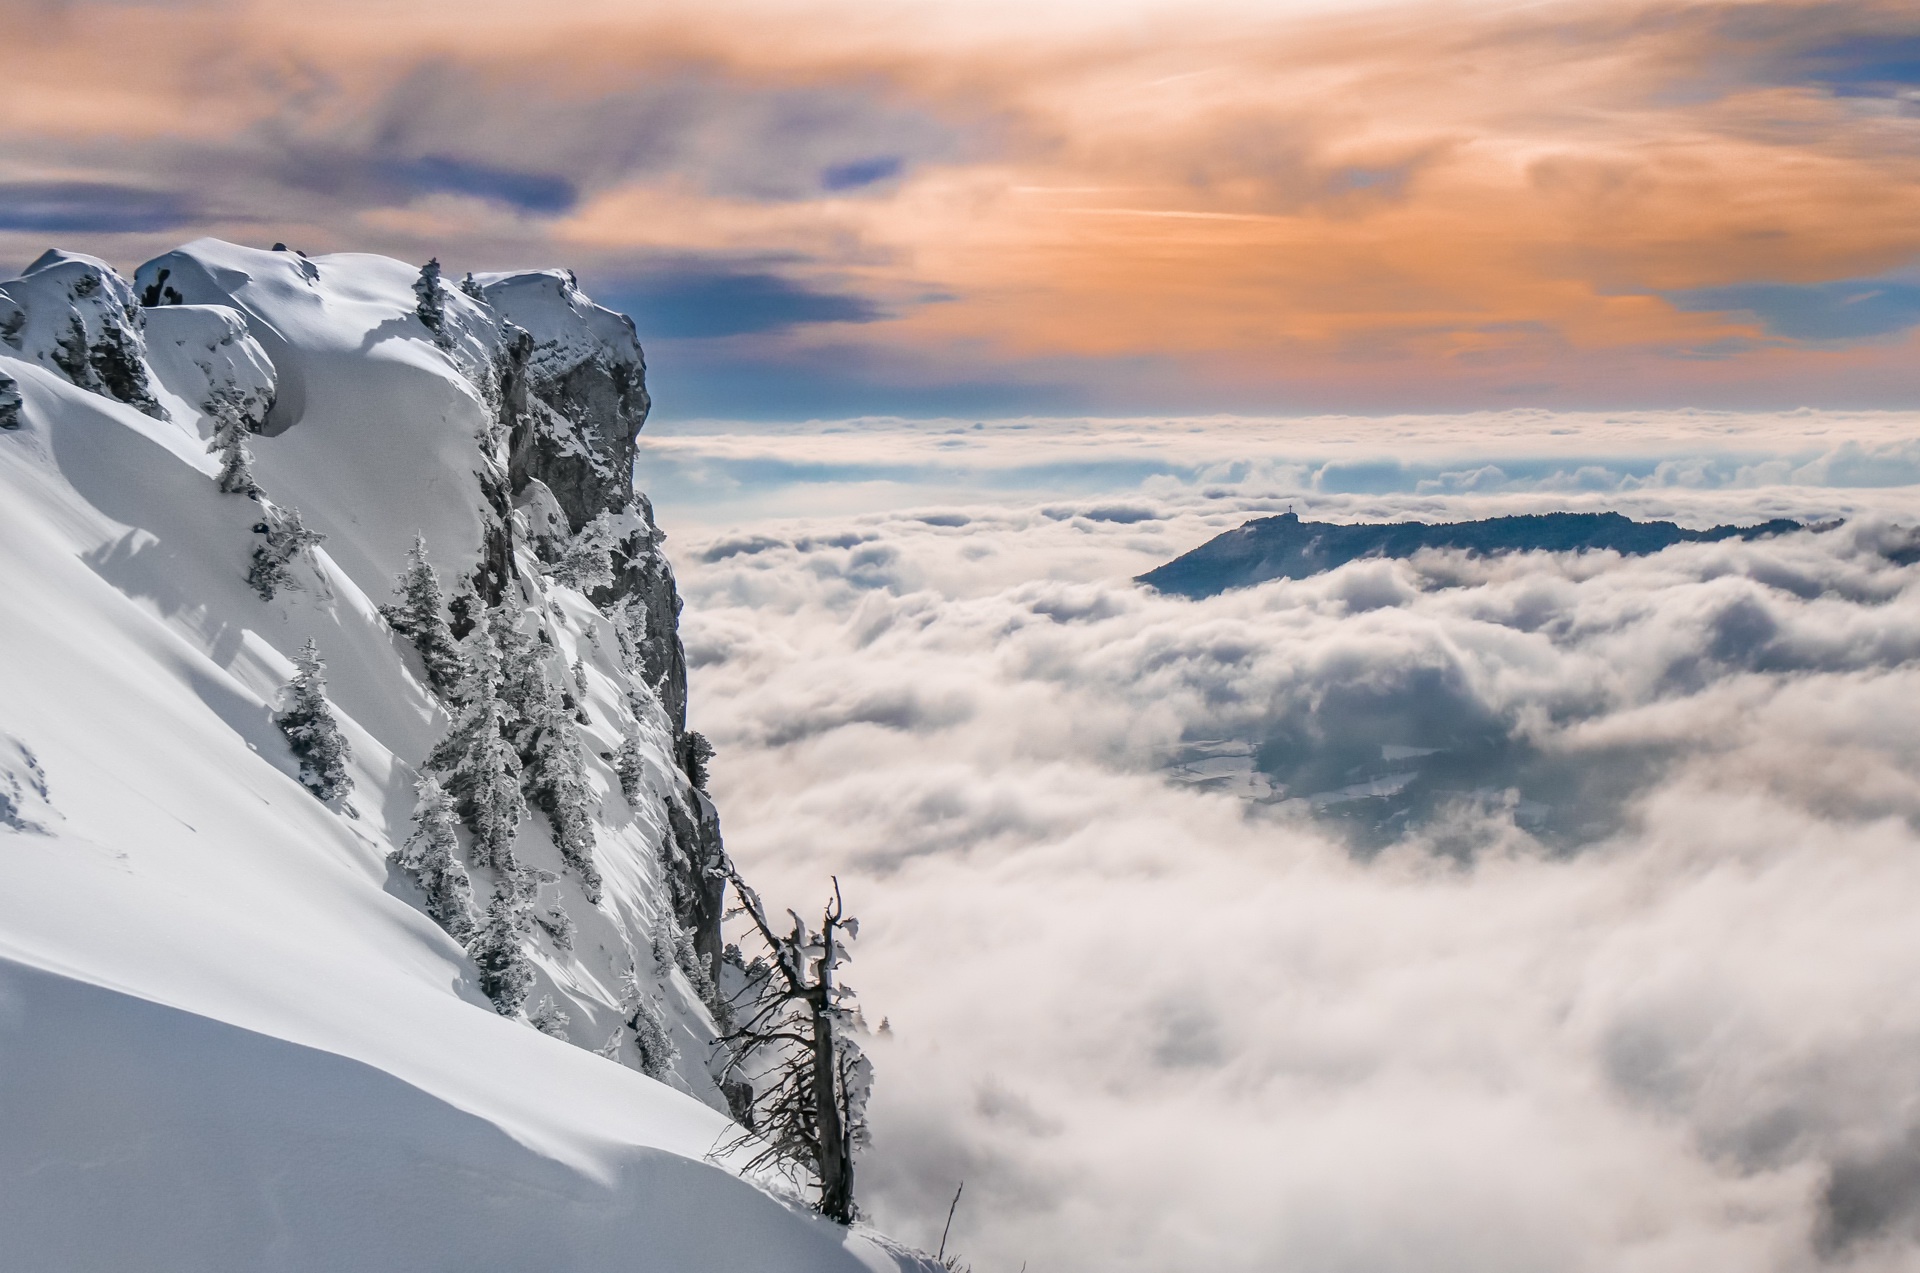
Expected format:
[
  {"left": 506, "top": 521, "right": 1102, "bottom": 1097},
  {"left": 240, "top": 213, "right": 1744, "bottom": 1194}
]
[
  {"left": 0, "top": 248, "right": 161, "bottom": 416},
  {"left": 0, "top": 240, "right": 921, "bottom": 1271}
]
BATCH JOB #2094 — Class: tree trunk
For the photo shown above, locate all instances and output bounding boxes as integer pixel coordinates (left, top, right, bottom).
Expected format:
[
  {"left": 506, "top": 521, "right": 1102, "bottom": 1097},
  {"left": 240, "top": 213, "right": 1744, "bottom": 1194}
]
[{"left": 813, "top": 914, "right": 853, "bottom": 1223}]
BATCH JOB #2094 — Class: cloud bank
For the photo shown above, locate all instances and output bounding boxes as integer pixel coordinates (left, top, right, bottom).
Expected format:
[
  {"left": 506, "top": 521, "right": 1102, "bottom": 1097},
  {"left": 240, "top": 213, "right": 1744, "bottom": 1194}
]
[{"left": 664, "top": 415, "right": 1920, "bottom": 1271}]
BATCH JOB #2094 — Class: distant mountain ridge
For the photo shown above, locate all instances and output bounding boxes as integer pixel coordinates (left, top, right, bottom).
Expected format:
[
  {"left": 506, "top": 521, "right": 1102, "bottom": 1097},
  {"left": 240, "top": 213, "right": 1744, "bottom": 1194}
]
[{"left": 1138, "top": 510, "right": 1810, "bottom": 598}]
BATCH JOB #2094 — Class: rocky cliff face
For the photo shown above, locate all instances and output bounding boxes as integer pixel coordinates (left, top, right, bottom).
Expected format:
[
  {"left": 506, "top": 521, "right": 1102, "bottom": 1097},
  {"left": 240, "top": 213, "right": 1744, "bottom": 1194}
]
[
  {"left": 469, "top": 267, "right": 716, "bottom": 966},
  {"left": 0, "top": 237, "right": 738, "bottom": 1094}
]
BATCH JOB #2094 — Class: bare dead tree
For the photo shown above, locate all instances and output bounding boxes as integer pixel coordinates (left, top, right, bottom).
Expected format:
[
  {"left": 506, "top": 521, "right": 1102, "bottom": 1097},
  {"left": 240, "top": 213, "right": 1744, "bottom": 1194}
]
[{"left": 715, "top": 862, "right": 871, "bottom": 1224}]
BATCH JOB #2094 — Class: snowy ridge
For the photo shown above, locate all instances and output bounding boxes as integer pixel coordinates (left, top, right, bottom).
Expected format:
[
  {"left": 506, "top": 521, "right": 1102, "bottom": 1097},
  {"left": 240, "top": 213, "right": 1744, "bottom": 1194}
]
[{"left": 0, "top": 241, "right": 926, "bottom": 1271}]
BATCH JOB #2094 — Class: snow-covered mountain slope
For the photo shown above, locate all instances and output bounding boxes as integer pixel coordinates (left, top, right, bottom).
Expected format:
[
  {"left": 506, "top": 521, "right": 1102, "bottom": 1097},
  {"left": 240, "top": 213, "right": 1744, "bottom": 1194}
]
[{"left": 0, "top": 240, "right": 926, "bottom": 1272}]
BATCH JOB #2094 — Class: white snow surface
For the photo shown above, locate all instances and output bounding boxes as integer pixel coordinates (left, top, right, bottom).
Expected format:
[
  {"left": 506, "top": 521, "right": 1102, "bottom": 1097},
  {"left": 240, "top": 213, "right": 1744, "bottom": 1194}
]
[
  {"left": 0, "top": 241, "right": 929, "bottom": 1272},
  {"left": 143, "top": 302, "right": 277, "bottom": 431}
]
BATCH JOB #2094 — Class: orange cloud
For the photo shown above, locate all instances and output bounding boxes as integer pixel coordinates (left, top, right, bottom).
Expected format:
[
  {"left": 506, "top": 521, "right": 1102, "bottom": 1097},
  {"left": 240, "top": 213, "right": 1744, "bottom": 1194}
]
[{"left": 1, "top": 0, "right": 1916, "bottom": 409}]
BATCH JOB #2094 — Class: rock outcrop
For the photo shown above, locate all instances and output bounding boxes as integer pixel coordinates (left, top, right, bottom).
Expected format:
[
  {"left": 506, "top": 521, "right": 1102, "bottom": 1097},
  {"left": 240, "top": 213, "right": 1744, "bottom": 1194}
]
[{"left": 0, "top": 250, "right": 162, "bottom": 417}]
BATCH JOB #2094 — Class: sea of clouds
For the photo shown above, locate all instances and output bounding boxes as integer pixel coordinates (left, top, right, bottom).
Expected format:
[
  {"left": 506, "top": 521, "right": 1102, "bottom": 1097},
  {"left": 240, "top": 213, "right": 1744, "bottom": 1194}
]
[{"left": 641, "top": 412, "right": 1920, "bottom": 1273}]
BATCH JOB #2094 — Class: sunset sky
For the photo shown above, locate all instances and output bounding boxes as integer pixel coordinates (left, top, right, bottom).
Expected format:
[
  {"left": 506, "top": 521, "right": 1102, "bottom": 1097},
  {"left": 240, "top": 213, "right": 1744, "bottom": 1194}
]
[{"left": 4, "top": 0, "right": 1917, "bottom": 417}]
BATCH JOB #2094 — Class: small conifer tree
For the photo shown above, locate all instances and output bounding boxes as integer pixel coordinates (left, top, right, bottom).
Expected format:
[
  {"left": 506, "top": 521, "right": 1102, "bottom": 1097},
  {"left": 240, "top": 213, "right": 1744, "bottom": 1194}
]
[
  {"left": 615, "top": 729, "right": 646, "bottom": 806},
  {"left": 495, "top": 612, "right": 549, "bottom": 726},
  {"left": 248, "top": 504, "right": 325, "bottom": 601},
  {"left": 535, "top": 901, "right": 576, "bottom": 951},
  {"left": 546, "top": 513, "right": 615, "bottom": 593},
  {"left": 530, "top": 995, "right": 571, "bottom": 1038},
  {"left": 523, "top": 672, "right": 602, "bottom": 902},
  {"left": 393, "top": 774, "right": 476, "bottom": 940},
  {"left": 275, "top": 639, "right": 353, "bottom": 800},
  {"left": 459, "top": 272, "right": 485, "bottom": 302},
  {"left": 570, "top": 656, "right": 591, "bottom": 723},
  {"left": 381, "top": 534, "right": 468, "bottom": 697},
  {"left": 620, "top": 965, "right": 678, "bottom": 1080},
  {"left": 468, "top": 878, "right": 534, "bottom": 1015},
  {"left": 414, "top": 258, "right": 446, "bottom": 336},
  {"left": 206, "top": 390, "right": 257, "bottom": 496},
  {"left": 426, "top": 612, "right": 526, "bottom": 873}
]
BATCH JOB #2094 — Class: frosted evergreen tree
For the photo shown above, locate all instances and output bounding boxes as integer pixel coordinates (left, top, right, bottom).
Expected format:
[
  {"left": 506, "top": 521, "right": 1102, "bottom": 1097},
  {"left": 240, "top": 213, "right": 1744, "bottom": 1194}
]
[
  {"left": 414, "top": 258, "right": 446, "bottom": 336},
  {"left": 673, "top": 923, "right": 720, "bottom": 1009},
  {"left": 393, "top": 774, "right": 475, "bottom": 941},
  {"left": 275, "top": 639, "right": 353, "bottom": 801},
  {"left": 546, "top": 513, "right": 615, "bottom": 592},
  {"left": 206, "top": 390, "right": 257, "bottom": 496},
  {"left": 426, "top": 612, "right": 525, "bottom": 873},
  {"left": 530, "top": 995, "right": 571, "bottom": 1039},
  {"left": 495, "top": 611, "right": 548, "bottom": 727},
  {"left": 247, "top": 504, "right": 326, "bottom": 601},
  {"left": 380, "top": 534, "right": 468, "bottom": 697},
  {"left": 494, "top": 616, "right": 600, "bottom": 894},
  {"left": 570, "top": 656, "right": 591, "bottom": 723},
  {"left": 535, "top": 901, "right": 576, "bottom": 951},
  {"left": 459, "top": 272, "right": 485, "bottom": 302},
  {"left": 523, "top": 668, "right": 602, "bottom": 903},
  {"left": 621, "top": 965, "right": 678, "bottom": 1080},
  {"left": 468, "top": 878, "right": 534, "bottom": 1015},
  {"left": 615, "top": 728, "right": 646, "bottom": 806}
]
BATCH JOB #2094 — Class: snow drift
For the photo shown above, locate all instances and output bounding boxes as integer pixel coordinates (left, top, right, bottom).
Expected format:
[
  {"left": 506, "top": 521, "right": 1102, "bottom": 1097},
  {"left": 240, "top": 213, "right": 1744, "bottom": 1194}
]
[{"left": 0, "top": 240, "right": 924, "bottom": 1271}]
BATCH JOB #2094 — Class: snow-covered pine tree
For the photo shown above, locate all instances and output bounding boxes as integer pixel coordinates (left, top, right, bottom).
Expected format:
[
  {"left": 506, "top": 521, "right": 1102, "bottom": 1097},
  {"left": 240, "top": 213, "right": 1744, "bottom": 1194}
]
[
  {"left": 205, "top": 389, "right": 257, "bottom": 496},
  {"left": 485, "top": 611, "right": 600, "bottom": 896},
  {"left": 546, "top": 512, "right": 615, "bottom": 593},
  {"left": 414, "top": 258, "right": 445, "bottom": 336},
  {"left": 569, "top": 656, "right": 591, "bottom": 723},
  {"left": 426, "top": 612, "right": 526, "bottom": 873},
  {"left": 380, "top": 534, "right": 468, "bottom": 697},
  {"left": 615, "top": 728, "right": 646, "bottom": 806},
  {"left": 459, "top": 272, "right": 485, "bottom": 302},
  {"left": 535, "top": 900, "right": 576, "bottom": 951},
  {"left": 275, "top": 639, "right": 353, "bottom": 801},
  {"left": 393, "top": 773, "right": 476, "bottom": 940},
  {"left": 522, "top": 668, "right": 602, "bottom": 903},
  {"left": 247, "top": 504, "right": 326, "bottom": 601},
  {"left": 673, "top": 922, "right": 721, "bottom": 1011},
  {"left": 494, "top": 610, "right": 547, "bottom": 726},
  {"left": 620, "top": 965, "right": 678, "bottom": 1080},
  {"left": 468, "top": 878, "right": 534, "bottom": 1015},
  {"left": 530, "top": 995, "right": 571, "bottom": 1038}
]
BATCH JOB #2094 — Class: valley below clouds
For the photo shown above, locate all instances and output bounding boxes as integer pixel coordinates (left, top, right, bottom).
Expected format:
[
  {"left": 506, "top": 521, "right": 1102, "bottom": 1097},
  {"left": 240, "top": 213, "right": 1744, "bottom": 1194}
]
[{"left": 649, "top": 412, "right": 1920, "bottom": 1272}]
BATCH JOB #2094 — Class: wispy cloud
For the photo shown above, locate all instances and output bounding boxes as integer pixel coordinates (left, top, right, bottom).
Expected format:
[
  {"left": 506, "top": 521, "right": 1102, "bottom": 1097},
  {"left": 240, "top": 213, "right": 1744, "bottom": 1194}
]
[
  {"left": 1, "top": 0, "right": 1917, "bottom": 409},
  {"left": 0, "top": 182, "right": 197, "bottom": 234}
]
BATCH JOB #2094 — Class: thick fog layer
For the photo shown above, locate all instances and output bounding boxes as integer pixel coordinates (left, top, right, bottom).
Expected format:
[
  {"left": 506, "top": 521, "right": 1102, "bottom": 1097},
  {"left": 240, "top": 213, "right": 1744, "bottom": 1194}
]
[{"left": 650, "top": 414, "right": 1920, "bottom": 1272}]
